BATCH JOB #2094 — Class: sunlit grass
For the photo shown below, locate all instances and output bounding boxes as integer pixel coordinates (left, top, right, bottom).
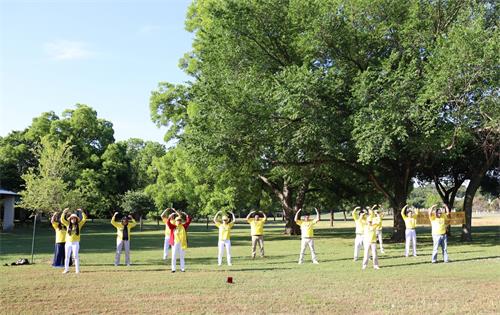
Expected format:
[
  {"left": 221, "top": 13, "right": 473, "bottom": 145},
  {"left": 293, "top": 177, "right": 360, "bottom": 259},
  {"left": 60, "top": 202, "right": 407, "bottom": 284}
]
[{"left": 1, "top": 214, "right": 499, "bottom": 314}]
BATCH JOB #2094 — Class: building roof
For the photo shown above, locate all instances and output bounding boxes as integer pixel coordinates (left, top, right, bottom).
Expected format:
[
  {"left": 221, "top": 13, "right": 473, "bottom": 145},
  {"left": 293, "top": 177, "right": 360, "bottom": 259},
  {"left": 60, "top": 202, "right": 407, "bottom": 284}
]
[{"left": 0, "top": 189, "right": 20, "bottom": 196}]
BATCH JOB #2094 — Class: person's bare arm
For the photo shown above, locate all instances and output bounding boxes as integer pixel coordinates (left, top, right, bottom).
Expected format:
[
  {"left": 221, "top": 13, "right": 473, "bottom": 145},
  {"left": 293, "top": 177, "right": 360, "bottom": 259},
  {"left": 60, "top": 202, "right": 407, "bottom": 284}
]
[
  {"left": 246, "top": 210, "right": 255, "bottom": 221},
  {"left": 294, "top": 208, "right": 302, "bottom": 222},
  {"left": 213, "top": 211, "right": 221, "bottom": 224},
  {"left": 230, "top": 211, "right": 236, "bottom": 222},
  {"left": 314, "top": 207, "right": 320, "bottom": 223},
  {"left": 261, "top": 211, "right": 267, "bottom": 221}
]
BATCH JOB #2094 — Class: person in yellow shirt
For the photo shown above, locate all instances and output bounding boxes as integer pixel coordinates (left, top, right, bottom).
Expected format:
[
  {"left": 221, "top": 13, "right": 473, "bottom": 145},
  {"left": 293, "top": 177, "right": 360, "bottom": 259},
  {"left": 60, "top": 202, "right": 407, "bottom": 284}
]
[
  {"left": 429, "top": 204, "right": 450, "bottom": 263},
  {"left": 362, "top": 212, "right": 380, "bottom": 270},
  {"left": 401, "top": 205, "right": 419, "bottom": 257},
  {"left": 352, "top": 207, "right": 367, "bottom": 261},
  {"left": 246, "top": 210, "right": 267, "bottom": 258},
  {"left": 50, "top": 211, "right": 70, "bottom": 268},
  {"left": 295, "top": 208, "right": 320, "bottom": 264},
  {"left": 370, "top": 205, "right": 385, "bottom": 253},
  {"left": 214, "top": 210, "right": 235, "bottom": 266},
  {"left": 60, "top": 208, "right": 88, "bottom": 274},
  {"left": 111, "top": 212, "right": 137, "bottom": 267},
  {"left": 166, "top": 210, "right": 192, "bottom": 272}
]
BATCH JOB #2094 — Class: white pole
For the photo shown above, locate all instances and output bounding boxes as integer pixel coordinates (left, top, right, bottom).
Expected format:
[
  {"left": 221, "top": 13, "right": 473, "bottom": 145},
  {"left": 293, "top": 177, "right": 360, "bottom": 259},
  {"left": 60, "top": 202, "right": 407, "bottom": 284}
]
[{"left": 31, "top": 212, "right": 37, "bottom": 264}]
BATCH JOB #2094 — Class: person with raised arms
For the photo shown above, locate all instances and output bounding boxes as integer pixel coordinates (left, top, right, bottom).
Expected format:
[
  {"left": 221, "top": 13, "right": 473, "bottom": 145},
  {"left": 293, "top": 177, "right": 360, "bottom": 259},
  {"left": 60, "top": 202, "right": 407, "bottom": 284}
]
[
  {"left": 50, "top": 211, "right": 70, "bottom": 268},
  {"left": 60, "top": 208, "right": 88, "bottom": 274},
  {"left": 352, "top": 206, "right": 367, "bottom": 261},
  {"left": 246, "top": 210, "right": 267, "bottom": 258},
  {"left": 295, "top": 208, "right": 320, "bottom": 264},
  {"left": 361, "top": 211, "right": 380, "bottom": 270},
  {"left": 401, "top": 205, "right": 419, "bottom": 257},
  {"left": 429, "top": 204, "right": 450, "bottom": 263},
  {"left": 161, "top": 208, "right": 175, "bottom": 260},
  {"left": 111, "top": 212, "right": 137, "bottom": 266},
  {"left": 370, "top": 205, "right": 385, "bottom": 253},
  {"left": 166, "top": 209, "right": 192, "bottom": 272},
  {"left": 213, "top": 210, "right": 236, "bottom": 266}
]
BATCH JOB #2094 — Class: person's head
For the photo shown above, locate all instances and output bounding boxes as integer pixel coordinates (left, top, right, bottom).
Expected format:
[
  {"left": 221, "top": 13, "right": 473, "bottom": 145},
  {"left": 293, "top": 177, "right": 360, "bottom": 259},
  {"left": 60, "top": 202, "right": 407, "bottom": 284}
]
[
  {"left": 304, "top": 214, "right": 310, "bottom": 221},
  {"left": 68, "top": 213, "right": 79, "bottom": 224},
  {"left": 367, "top": 218, "right": 373, "bottom": 226},
  {"left": 407, "top": 209, "right": 414, "bottom": 218},
  {"left": 222, "top": 215, "right": 229, "bottom": 223},
  {"left": 121, "top": 216, "right": 129, "bottom": 226},
  {"left": 254, "top": 213, "right": 260, "bottom": 221},
  {"left": 175, "top": 216, "right": 183, "bottom": 225},
  {"left": 436, "top": 208, "right": 442, "bottom": 217}
]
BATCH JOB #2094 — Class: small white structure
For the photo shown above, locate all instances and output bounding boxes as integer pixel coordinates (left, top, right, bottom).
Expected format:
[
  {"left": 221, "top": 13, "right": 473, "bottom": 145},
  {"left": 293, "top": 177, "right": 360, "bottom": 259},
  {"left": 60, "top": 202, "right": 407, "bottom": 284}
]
[{"left": 1, "top": 189, "right": 19, "bottom": 231}]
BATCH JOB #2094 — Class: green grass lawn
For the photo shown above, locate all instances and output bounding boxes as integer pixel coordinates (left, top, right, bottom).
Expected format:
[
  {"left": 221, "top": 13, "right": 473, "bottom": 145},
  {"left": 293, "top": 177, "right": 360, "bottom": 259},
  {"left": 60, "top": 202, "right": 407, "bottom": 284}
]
[{"left": 1, "top": 214, "right": 499, "bottom": 314}]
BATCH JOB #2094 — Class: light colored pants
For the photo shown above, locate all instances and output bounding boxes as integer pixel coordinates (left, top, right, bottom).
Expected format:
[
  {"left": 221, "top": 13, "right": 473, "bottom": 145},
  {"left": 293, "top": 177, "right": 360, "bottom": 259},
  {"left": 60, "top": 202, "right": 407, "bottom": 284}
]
[
  {"left": 362, "top": 243, "right": 379, "bottom": 268},
  {"left": 405, "top": 229, "right": 417, "bottom": 256},
  {"left": 218, "top": 240, "right": 232, "bottom": 265},
  {"left": 432, "top": 234, "right": 449, "bottom": 263},
  {"left": 354, "top": 234, "right": 364, "bottom": 259},
  {"left": 115, "top": 239, "right": 130, "bottom": 265},
  {"left": 163, "top": 236, "right": 171, "bottom": 260},
  {"left": 376, "top": 230, "right": 384, "bottom": 251},
  {"left": 64, "top": 241, "right": 80, "bottom": 273},
  {"left": 171, "top": 242, "right": 185, "bottom": 271},
  {"left": 251, "top": 235, "right": 264, "bottom": 257},
  {"left": 299, "top": 238, "right": 317, "bottom": 263}
]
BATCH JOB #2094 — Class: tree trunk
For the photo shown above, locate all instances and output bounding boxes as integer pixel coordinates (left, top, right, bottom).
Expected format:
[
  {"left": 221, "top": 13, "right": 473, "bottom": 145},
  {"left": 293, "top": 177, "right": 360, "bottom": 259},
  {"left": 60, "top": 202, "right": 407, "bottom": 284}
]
[
  {"left": 284, "top": 209, "right": 301, "bottom": 235},
  {"left": 330, "top": 209, "right": 334, "bottom": 227},
  {"left": 390, "top": 193, "right": 407, "bottom": 242},
  {"left": 140, "top": 215, "right": 143, "bottom": 232}
]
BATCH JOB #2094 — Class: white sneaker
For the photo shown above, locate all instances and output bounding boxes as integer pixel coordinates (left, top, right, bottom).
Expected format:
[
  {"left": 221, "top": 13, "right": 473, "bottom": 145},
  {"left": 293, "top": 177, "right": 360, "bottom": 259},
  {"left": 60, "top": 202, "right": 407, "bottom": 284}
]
[
  {"left": 312, "top": 260, "right": 319, "bottom": 264},
  {"left": 75, "top": 271, "right": 80, "bottom": 274},
  {"left": 228, "top": 263, "right": 232, "bottom": 266},
  {"left": 362, "top": 265, "right": 367, "bottom": 270},
  {"left": 374, "top": 265, "right": 380, "bottom": 270},
  {"left": 380, "top": 249, "right": 385, "bottom": 254},
  {"left": 353, "top": 258, "right": 358, "bottom": 261},
  {"left": 298, "top": 261, "right": 303, "bottom": 264},
  {"left": 126, "top": 264, "right": 131, "bottom": 267},
  {"left": 62, "top": 270, "right": 69, "bottom": 274}
]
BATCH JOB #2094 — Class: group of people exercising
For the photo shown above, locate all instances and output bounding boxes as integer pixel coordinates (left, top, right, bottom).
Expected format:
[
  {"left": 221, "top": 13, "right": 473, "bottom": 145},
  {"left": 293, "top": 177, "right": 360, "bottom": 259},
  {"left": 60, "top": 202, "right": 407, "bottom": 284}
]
[{"left": 49, "top": 204, "right": 451, "bottom": 273}]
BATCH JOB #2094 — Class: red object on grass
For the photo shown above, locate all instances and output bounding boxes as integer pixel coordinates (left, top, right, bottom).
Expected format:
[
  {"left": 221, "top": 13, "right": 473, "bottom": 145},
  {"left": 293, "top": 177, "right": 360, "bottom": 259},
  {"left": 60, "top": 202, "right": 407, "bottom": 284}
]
[{"left": 227, "top": 276, "right": 233, "bottom": 284}]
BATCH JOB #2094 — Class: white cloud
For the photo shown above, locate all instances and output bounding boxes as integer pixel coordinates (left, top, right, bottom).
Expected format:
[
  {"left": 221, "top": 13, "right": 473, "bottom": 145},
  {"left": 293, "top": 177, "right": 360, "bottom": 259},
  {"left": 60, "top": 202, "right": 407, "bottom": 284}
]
[{"left": 44, "top": 40, "right": 95, "bottom": 60}]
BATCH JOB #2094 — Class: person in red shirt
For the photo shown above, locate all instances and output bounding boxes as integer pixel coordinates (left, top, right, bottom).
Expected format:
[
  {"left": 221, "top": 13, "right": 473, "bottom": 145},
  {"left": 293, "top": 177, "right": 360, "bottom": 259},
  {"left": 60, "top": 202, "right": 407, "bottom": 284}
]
[{"left": 166, "top": 209, "right": 192, "bottom": 272}]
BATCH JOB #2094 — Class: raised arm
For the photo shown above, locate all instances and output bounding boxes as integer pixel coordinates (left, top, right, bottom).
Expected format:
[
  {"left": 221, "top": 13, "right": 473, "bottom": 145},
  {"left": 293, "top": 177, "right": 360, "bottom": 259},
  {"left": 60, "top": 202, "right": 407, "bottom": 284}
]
[
  {"left": 401, "top": 205, "right": 408, "bottom": 220},
  {"left": 314, "top": 207, "right": 320, "bottom": 223},
  {"left": 128, "top": 215, "right": 137, "bottom": 228},
  {"left": 60, "top": 208, "right": 69, "bottom": 227},
  {"left": 428, "top": 204, "right": 437, "bottom": 219},
  {"left": 246, "top": 210, "right": 255, "bottom": 221},
  {"left": 352, "top": 207, "right": 360, "bottom": 220},
  {"left": 111, "top": 212, "right": 120, "bottom": 227},
  {"left": 294, "top": 208, "right": 302, "bottom": 222},
  {"left": 213, "top": 211, "right": 221, "bottom": 224},
  {"left": 183, "top": 212, "right": 192, "bottom": 228},
  {"left": 230, "top": 211, "right": 236, "bottom": 222},
  {"left": 161, "top": 208, "right": 170, "bottom": 219},
  {"left": 261, "top": 211, "right": 267, "bottom": 222},
  {"left": 166, "top": 213, "right": 176, "bottom": 229},
  {"left": 79, "top": 210, "right": 88, "bottom": 226},
  {"left": 51, "top": 212, "right": 57, "bottom": 224}
]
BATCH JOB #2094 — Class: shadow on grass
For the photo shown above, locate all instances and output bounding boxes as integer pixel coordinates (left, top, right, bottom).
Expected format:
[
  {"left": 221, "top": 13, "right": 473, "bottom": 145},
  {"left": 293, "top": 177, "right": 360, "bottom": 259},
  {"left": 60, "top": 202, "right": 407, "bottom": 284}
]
[{"left": 381, "top": 255, "right": 500, "bottom": 268}]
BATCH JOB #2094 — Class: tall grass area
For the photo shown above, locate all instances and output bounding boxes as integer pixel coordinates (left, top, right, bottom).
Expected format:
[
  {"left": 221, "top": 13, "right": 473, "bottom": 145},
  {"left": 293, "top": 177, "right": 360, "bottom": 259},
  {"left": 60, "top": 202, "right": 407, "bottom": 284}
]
[{"left": 1, "top": 214, "right": 499, "bottom": 314}]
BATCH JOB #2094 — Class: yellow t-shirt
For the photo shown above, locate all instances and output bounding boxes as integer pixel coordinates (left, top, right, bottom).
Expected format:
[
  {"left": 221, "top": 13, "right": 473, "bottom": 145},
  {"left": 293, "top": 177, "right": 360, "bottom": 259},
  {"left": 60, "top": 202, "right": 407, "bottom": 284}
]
[
  {"left": 247, "top": 218, "right": 266, "bottom": 236},
  {"left": 60, "top": 212, "right": 87, "bottom": 243},
  {"left": 173, "top": 224, "right": 188, "bottom": 249},
  {"left": 352, "top": 210, "right": 366, "bottom": 234},
  {"left": 430, "top": 213, "right": 448, "bottom": 235},
  {"left": 364, "top": 223, "right": 377, "bottom": 244},
  {"left": 402, "top": 210, "right": 418, "bottom": 229},
  {"left": 215, "top": 222, "right": 234, "bottom": 241},
  {"left": 52, "top": 222, "right": 67, "bottom": 243},
  {"left": 111, "top": 218, "right": 137, "bottom": 240},
  {"left": 375, "top": 214, "right": 384, "bottom": 231},
  {"left": 296, "top": 220, "right": 316, "bottom": 238}
]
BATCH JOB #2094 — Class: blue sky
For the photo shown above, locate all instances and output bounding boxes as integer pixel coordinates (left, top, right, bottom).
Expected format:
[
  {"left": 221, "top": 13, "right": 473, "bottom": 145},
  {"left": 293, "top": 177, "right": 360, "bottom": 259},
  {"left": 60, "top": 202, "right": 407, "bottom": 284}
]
[{"left": 0, "top": 0, "right": 193, "bottom": 144}]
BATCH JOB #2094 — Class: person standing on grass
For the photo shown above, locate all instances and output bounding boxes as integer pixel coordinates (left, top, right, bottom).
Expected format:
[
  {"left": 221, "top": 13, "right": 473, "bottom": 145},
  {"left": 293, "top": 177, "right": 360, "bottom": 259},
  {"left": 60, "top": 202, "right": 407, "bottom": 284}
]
[
  {"left": 111, "top": 212, "right": 137, "bottom": 266},
  {"left": 352, "top": 207, "right": 367, "bottom": 261},
  {"left": 295, "top": 208, "right": 320, "bottom": 264},
  {"left": 51, "top": 211, "right": 71, "bottom": 268},
  {"left": 429, "top": 204, "right": 450, "bottom": 263},
  {"left": 246, "top": 210, "right": 267, "bottom": 258},
  {"left": 362, "top": 211, "right": 380, "bottom": 270},
  {"left": 401, "top": 205, "right": 418, "bottom": 257},
  {"left": 60, "top": 208, "right": 87, "bottom": 274},
  {"left": 167, "top": 209, "right": 192, "bottom": 273},
  {"left": 214, "top": 210, "right": 236, "bottom": 266},
  {"left": 161, "top": 208, "right": 175, "bottom": 260},
  {"left": 371, "top": 205, "right": 385, "bottom": 253}
]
